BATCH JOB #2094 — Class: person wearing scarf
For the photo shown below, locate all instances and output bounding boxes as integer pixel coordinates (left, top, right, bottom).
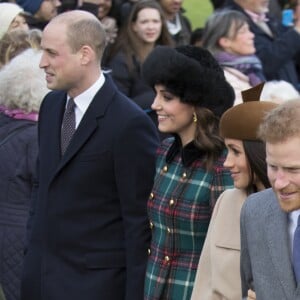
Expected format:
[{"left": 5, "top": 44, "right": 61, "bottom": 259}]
[
  {"left": 202, "top": 9, "right": 266, "bottom": 105},
  {"left": 0, "top": 48, "right": 49, "bottom": 300}
]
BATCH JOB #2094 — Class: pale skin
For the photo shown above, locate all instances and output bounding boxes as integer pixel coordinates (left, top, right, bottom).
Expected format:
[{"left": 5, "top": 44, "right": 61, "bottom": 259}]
[
  {"left": 151, "top": 84, "right": 196, "bottom": 146},
  {"left": 158, "top": 0, "right": 183, "bottom": 21},
  {"left": 219, "top": 23, "right": 255, "bottom": 56},
  {"left": 39, "top": 11, "right": 101, "bottom": 98}
]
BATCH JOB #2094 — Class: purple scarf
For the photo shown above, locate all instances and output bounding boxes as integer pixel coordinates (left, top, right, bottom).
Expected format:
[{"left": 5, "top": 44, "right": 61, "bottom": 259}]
[
  {"left": 0, "top": 106, "right": 38, "bottom": 122},
  {"left": 215, "top": 52, "right": 265, "bottom": 86}
]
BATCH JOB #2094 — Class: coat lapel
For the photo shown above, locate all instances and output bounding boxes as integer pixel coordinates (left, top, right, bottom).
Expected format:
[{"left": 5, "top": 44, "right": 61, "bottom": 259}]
[
  {"left": 265, "top": 196, "right": 297, "bottom": 297},
  {"left": 52, "top": 75, "right": 117, "bottom": 177},
  {"left": 43, "top": 92, "right": 66, "bottom": 176}
]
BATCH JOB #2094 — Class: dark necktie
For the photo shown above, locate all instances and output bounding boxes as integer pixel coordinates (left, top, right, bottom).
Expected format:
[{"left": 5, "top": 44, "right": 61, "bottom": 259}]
[
  {"left": 293, "top": 215, "right": 300, "bottom": 283},
  {"left": 61, "top": 98, "right": 76, "bottom": 155}
]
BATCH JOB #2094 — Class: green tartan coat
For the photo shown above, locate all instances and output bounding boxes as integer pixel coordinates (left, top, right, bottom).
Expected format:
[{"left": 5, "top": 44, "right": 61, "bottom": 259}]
[{"left": 144, "top": 137, "right": 233, "bottom": 300}]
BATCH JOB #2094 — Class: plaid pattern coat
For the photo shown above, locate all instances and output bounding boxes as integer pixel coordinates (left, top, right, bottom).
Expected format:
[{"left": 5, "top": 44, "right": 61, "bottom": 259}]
[{"left": 144, "top": 137, "right": 233, "bottom": 300}]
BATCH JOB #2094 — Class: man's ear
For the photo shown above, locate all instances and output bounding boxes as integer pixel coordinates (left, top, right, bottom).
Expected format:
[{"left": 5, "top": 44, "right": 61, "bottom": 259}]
[{"left": 79, "top": 45, "right": 94, "bottom": 65}]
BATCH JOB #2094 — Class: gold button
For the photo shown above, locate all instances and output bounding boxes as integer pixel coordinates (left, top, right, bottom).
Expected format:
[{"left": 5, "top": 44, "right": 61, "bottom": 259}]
[
  {"left": 163, "top": 165, "right": 168, "bottom": 172},
  {"left": 182, "top": 172, "right": 187, "bottom": 179},
  {"left": 149, "top": 192, "right": 154, "bottom": 200},
  {"left": 169, "top": 199, "right": 175, "bottom": 206},
  {"left": 167, "top": 227, "right": 171, "bottom": 233},
  {"left": 150, "top": 222, "right": 154, "bottom": 229},
  {"left": 148, "top": 248, "right": 151, "bottom": 255},
  {"left": 164, "top": 256, "right": 170, "bottom": 262}
]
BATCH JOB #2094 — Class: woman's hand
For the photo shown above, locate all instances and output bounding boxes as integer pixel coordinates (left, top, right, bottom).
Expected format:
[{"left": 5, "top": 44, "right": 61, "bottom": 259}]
[{"left": 247, "top": 289, "right": 256, "bottom": 300}]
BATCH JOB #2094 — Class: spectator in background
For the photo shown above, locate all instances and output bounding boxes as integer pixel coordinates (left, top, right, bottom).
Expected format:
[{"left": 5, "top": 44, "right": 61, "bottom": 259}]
[
  {"left": 0, "top": 29, "right": 42, "bottom": 68},
  {"left": 104, "top": 0, "right": 173, "bottom": 135},
  {"left": 0, "top": 48, "right": 49, "bottom": 300},
  {"left": 224, "top": 0, "right": 300, "bottom": 91},
  {"left": 0, "top": 3, "right": 29, "bottom": 40},
  {"left": 202, "top": 10, "right": 265, "bottom": 105},
  {"left": 79, "top": 0, "right": 118, "bottom": 45},
  {"left": 157, "top": 0, "right": 192, "bottom": 45},
  {"left": 191, "top": 85, "right": 277, "bottom": 300},
  {"left": 16, "top": 0, "right": 61, "bottom": 30},
  {"left": 190, "top": 27, "right": 204, "bottom": 47},
  {"left": 142, "top": 45, "right": 234, "bottom": 300}
]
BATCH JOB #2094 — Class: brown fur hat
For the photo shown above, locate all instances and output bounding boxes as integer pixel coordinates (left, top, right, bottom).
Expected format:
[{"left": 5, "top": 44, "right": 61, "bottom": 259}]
[{"left": 142, "top": 45, "right": 234, "bottom": 118}]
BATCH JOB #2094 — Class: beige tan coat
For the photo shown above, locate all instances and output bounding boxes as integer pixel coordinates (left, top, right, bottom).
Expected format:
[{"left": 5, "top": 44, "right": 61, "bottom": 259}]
[{"left": 191, "top": 189, "right": 247, "bottom": 300}]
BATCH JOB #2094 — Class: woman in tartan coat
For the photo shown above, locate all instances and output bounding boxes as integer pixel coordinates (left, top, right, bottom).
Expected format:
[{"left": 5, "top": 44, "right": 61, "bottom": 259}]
[{"left": 142, "top": 45, "right": 235, "bottom": 300}]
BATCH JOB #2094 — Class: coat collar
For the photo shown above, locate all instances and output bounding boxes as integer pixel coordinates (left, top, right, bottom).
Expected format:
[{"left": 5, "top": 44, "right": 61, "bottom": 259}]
[
  {"left": 264, "top": 192, "right": 298, "bottom": 296},
  {"left": 166, "top": 135, "right": 205, "bottom": 167}
]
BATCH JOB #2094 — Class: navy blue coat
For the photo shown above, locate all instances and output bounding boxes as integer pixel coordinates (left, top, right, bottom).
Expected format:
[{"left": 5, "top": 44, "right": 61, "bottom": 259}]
[
  {"left": 226, "top": 0, "right": 300, "bottom": 89},
  {"left": 0, "top": 114, "right": 37, "bottom": 300},
  {"left": 21, "top": 76, "right": 159, "bottom": 300}
]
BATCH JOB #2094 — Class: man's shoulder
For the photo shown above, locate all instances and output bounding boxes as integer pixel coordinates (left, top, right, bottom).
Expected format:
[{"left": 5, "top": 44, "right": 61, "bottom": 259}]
[{"left": 242, "top": 188, "right": 277, "bottom": 216}]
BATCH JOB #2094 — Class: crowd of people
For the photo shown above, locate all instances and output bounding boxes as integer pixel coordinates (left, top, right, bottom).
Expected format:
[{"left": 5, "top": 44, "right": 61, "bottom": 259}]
[{"left": 0, "top": 0, "right": 300, "bottom": 300}]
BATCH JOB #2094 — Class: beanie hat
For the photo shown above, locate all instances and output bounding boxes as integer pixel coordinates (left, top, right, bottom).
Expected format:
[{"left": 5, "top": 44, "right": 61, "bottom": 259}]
[
  {"left": 220, "top": 84, "right": 278, "bottom": 140},
  {"left": 16, "top": 0, "right": 43, "bottom": 15},
  {"left": 0, "top": 3, "right": 24, "bottom": 39},
  {"left": 142, "top": 45, "right": 235, "bottom": 118}
]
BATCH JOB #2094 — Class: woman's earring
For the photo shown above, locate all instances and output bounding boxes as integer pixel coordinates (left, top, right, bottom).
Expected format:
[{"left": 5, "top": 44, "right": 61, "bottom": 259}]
[{"left": 193, "top": 112, "right": 197, "bottom": 123}]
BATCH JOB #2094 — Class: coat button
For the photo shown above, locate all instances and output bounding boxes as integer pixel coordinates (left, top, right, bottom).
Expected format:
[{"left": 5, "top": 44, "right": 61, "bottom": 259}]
[
  {"left": 149, "top": 192, "right": 154, "bottom": 200},
  {"left": 167, "top": 227, "right": 171, "bottom": 233},
  {"left": 150, "top": 222, "right": 154, "bottom": 229},
  {"left": 169, "top": 199, "right": 175, "bottom": 206},
  {"left": 182, "top": 172, "right": 187, "bottom": 179},
  {"left": 164, "top": 256, "right": 170, "bottom": 262},
  {"left": 148, "top": 248, "right": 151, "bottom": 255},
  {"left": 163, "top": 165, "right": 168, "bottom": 172}
]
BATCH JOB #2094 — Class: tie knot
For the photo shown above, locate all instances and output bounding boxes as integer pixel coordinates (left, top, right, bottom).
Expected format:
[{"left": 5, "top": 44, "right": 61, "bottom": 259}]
[{"left": 66, "top": 98, "right": 76, "bottom": 112}]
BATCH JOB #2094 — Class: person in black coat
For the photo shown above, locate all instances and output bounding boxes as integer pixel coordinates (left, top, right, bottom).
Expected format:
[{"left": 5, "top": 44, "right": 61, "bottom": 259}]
[{"left": 21, "top": 10, "right": 158, "bottom": 300}]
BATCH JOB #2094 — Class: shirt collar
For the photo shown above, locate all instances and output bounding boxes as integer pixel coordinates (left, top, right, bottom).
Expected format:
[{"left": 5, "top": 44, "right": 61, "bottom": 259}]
[
  {"left": 166, "top": 135, "right": 205, "bottom": 167},
  {"left": 70, "top": 72, "right": 105, "bottom": 114},
  {"left": 245, "top": 9, "right": 269, "bottom": 23}
]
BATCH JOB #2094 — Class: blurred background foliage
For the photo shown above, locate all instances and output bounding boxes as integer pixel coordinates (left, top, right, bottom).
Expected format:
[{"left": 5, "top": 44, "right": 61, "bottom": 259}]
[{"left": 183, "top": 0, "right": 213, "bottom": 30}]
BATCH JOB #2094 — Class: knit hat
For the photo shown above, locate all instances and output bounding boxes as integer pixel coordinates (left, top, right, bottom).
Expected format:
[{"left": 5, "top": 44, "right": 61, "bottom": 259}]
[
  {"left": 0, "top": 3, "right": 24, "bottom": 39},
  {"left": 16, "top": 0, "right": 43, "bottom": 15},
  {"left": 220, "top": 84, "right": 278, "bottom": 140},
  {"left": 142, "top": 45, "right": 235, "bottom": 118}
]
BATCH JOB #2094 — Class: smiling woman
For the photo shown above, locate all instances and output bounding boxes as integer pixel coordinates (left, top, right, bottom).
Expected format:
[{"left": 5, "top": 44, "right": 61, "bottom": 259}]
[
  {"left": 142, "top": 45, "right": 234, "bottom": 300},
  {"left": 191, "top": 92, "right": 277, "bottom": 300},
  {"left": 103, "top": 0, "right": 173, "bottom": 137},
  {"left": 202, "top": 10, "right": 266, "bottom": 105}
]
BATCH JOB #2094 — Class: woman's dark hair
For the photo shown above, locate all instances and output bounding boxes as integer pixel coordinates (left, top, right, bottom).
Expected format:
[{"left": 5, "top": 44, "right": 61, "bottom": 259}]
[
  {"left": 104, "top": 0, "right": 173, "bottom": 71},
  {"left": 194, "top": 107, "right": 225, "bottom": 170},
  {"left": 243, "top": 140, "right": 271, "bottom": 195}
]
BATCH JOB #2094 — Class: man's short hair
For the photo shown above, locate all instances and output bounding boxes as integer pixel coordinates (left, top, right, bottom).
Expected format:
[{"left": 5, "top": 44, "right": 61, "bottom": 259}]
[
  {"left": 258, "top": 99, "right": 300, "bottom": 143},
  {"left": 52, "top": 11, "right": 107, "bottom": 61}
]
